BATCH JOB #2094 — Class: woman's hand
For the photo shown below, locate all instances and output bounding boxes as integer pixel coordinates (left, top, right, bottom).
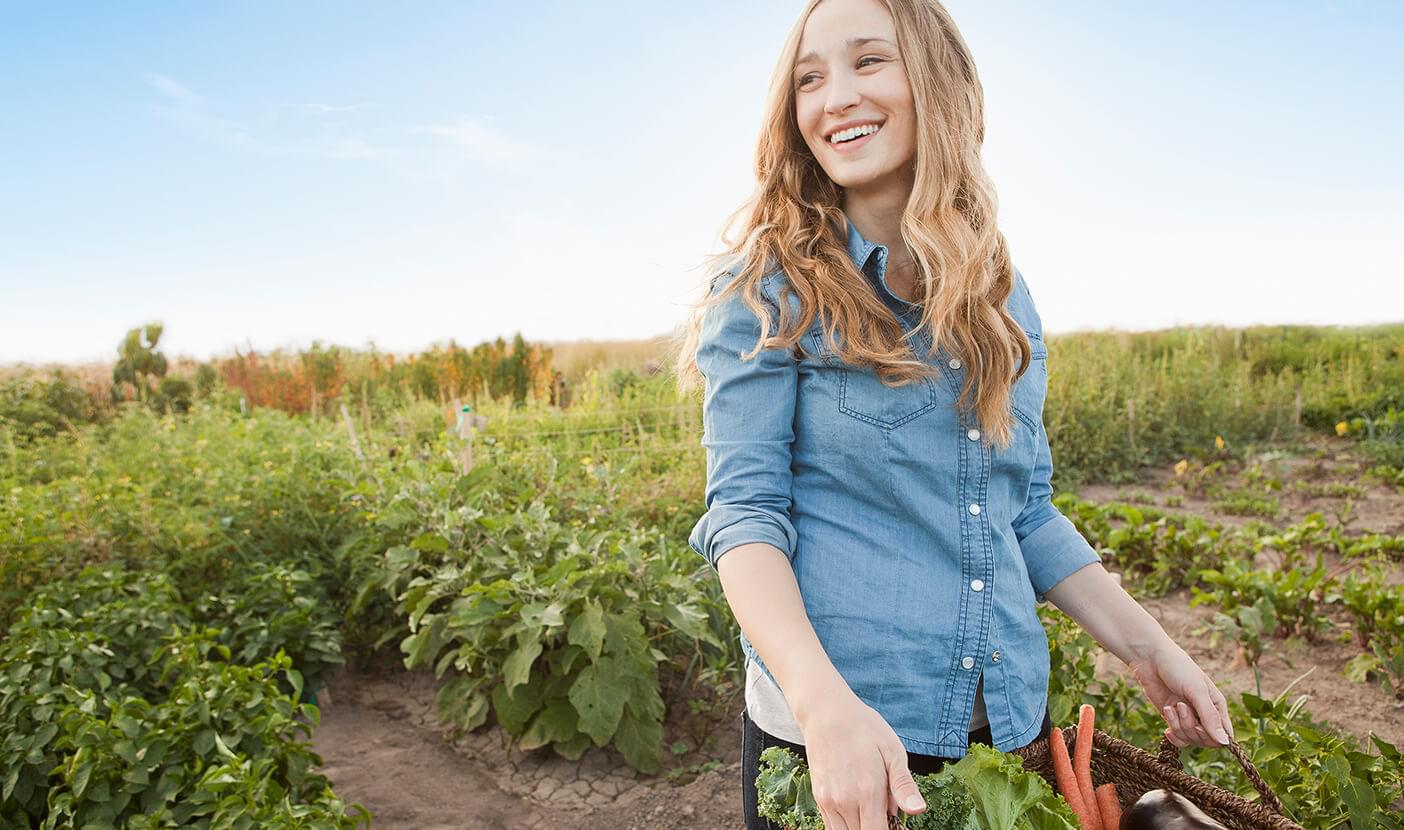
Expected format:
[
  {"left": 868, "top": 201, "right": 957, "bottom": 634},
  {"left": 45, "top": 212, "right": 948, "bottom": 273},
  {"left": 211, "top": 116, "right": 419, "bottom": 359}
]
[
  {"left": 1042, "top": 564, "right": 1235, "bottom": 749},
  {"left": 1128, "top": 641, "right": 1234, "bottom": 748},
  {"left": 794, "top": 690, "right": 926, "bottom": 830}
]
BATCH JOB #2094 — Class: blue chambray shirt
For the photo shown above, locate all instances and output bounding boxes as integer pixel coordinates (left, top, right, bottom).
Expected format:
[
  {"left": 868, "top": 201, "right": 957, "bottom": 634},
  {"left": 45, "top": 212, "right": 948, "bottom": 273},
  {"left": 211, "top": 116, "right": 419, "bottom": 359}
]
[{"left": 687, "top": 216, "right": 1102, "bottom": 757}]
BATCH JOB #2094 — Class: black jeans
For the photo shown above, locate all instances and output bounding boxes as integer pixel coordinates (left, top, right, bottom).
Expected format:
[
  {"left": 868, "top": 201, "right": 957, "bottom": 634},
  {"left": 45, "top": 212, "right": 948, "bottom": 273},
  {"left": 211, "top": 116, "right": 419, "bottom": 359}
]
[{"left": 740, "top": 707, "right": 1052, "bottom": 830}]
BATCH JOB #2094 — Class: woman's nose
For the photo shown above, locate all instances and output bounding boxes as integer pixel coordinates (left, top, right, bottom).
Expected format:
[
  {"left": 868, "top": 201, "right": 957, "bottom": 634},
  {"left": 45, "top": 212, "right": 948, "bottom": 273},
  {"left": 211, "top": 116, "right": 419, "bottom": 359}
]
[{"left": 823, "top": 73, "right": 861, "bottom": 115}]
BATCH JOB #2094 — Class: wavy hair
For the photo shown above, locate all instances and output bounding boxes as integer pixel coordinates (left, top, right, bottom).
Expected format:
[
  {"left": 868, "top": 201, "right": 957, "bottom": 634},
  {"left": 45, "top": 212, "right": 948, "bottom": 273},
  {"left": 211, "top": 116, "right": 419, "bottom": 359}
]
[{"left": 670, "top": 0, "right": 1032, "bottom": 450}]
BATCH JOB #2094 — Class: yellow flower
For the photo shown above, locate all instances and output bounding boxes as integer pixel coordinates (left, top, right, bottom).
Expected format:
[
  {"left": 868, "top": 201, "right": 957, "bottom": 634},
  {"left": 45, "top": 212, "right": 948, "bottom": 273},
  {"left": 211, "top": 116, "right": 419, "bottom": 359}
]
[
  {"left": 580, "top": 456, "right": 593, "bottom": 465},
  {"left": 1335, "top": 421, "right": 1348, "bottom": 437},
  {"left": 1174, "top": 459, "right": 1189, "bottom": 477},
  {"left": 1214, "top": 435, "right": 1225, "bottom": 451}
]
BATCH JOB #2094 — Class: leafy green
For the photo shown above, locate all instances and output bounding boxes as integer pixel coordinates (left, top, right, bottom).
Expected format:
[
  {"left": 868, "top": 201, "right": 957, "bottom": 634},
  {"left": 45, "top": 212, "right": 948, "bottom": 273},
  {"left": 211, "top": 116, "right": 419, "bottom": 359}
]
[
  {"left": 754, "top": 743, "right": 1077, "bottom": 830},
  {"left": 756, "top": 746, "right": 821, "bottom": 830},
  {"left": 934, "top": 744, "right": 1078, "bottom": 830}
]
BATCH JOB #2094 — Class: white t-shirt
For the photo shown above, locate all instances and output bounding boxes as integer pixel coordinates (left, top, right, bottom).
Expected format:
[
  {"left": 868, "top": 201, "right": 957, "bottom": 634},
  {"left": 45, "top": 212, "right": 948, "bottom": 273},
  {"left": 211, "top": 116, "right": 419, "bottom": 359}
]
[{"left": 745, "top": 657, "right": 988, "bottom": 745}]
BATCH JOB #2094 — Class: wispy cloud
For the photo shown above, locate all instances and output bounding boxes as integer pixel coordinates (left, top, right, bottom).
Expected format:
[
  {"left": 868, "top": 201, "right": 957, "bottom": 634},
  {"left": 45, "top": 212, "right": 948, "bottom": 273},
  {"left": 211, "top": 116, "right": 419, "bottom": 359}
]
[
  {"left": 413, "top": 117, "right": 538, "bottom": 165},
  {"left": 301, "top": 102, "right": 373, "bottom": 115},
  {"left": 143, "top": 72, "right": 204, "bottom": 105},
  {"left": 140, "top": 75, "right": 562, "bottom": 179}
]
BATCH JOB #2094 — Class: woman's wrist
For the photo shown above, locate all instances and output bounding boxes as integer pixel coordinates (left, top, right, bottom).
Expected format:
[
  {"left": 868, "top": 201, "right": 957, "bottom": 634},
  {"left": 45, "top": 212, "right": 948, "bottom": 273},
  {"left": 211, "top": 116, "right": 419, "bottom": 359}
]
[{"left": 787, "top": 668, "right": 861, "bottom": 730}]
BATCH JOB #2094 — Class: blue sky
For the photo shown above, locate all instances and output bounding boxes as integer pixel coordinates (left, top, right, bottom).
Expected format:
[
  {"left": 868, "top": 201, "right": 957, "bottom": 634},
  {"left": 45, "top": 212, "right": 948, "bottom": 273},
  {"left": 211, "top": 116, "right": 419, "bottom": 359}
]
[{"left": 2, "top": 1, "right": 1401, "bottom": 364}]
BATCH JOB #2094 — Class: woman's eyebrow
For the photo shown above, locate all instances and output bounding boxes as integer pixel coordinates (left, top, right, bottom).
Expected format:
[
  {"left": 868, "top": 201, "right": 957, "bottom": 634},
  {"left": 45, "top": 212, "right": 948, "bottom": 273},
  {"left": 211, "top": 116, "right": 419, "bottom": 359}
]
[{"left": 794, "top": 36, "right": 895, "bottom": 69}]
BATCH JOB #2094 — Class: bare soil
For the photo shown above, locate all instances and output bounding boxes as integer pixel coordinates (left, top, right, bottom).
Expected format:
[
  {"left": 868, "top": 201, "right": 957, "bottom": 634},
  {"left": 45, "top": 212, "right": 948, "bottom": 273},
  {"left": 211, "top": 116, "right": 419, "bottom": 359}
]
[{"left": 312, "top": 438, "right": 1404, "bottom": 828}]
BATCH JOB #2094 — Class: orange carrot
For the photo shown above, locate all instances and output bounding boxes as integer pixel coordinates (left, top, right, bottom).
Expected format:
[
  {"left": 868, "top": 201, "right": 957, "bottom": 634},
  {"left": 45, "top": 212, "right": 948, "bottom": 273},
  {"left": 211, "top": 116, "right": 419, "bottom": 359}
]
[
  {"left": 1049, "top": 727, "right": 1093, "bottom": 828},
  {"left": 1074, "top": 705, "right": 1103, "bottom": 830},
  {"left": 1095, "top": 783, "right": 1122, "bottom": 829}
]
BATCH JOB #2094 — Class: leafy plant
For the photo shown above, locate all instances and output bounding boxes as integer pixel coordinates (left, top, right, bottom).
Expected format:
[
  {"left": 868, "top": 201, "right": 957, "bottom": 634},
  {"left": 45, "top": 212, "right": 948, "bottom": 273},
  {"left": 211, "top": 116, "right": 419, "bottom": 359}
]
[{"left": 754, "top": 744, "right": 1079, "bottom": 830}]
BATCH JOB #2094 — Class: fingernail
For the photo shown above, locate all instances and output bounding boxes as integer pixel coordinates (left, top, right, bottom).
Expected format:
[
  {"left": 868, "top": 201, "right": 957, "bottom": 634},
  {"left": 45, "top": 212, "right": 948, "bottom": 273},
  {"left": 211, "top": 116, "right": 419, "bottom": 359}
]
[
  {"left": 1214, "top": 728, "right": 1230, "bottom": 745},
  {"left": 904, "top": 797, "right": 924, "bottom": 811}
]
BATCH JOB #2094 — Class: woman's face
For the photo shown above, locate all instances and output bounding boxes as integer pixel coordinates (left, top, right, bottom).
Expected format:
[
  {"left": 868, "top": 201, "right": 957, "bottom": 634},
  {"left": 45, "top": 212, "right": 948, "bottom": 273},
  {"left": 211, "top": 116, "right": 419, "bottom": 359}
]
[{"left": 793, "top": 0, "right": 917, "bottom": 199}]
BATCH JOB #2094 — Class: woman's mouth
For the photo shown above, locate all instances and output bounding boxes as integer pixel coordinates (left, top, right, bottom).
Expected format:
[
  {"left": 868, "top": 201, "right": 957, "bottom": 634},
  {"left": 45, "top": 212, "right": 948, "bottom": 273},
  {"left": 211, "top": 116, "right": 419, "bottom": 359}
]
[{"left": 826, "top": 123, "right": 882, "bottom": 154}]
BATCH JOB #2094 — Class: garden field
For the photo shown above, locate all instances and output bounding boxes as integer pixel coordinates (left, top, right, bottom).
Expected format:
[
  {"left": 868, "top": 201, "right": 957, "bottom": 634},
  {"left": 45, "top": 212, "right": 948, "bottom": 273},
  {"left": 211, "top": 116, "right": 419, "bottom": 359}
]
[{"left": 2, "top": 322, "right": 1403, "bottom": 829}]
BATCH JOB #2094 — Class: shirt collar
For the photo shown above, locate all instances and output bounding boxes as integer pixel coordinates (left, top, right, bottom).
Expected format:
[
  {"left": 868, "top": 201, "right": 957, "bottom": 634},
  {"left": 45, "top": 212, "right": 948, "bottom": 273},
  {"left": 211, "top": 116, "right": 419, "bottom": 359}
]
[{"left": 841, "top": 213, "right": 919, "bottom": 310}]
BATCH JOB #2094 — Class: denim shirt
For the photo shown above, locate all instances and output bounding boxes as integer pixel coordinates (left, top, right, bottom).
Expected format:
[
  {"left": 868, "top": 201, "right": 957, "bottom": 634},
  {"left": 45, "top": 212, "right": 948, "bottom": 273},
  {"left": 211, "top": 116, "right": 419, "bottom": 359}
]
[{"left": 687, "top": 216, "right": 1101, "bottom": 757}]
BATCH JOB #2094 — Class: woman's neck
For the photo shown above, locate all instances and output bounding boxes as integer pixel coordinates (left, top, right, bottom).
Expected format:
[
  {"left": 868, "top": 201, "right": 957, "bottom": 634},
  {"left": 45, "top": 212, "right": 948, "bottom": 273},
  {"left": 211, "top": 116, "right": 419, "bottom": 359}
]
[{"left": 843, "top": 187, "right": 916, "bottom": 286}]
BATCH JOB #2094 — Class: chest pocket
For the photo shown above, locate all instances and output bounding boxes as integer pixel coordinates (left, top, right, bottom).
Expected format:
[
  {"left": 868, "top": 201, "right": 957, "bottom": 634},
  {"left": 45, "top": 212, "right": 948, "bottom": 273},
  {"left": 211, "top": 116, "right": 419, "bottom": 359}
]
[
  {"left": 1009, "top": 332, "right": 1048, "bottom": 435},
  {"left": 809, "top": 324, "right": 940, "bottom": 430}
]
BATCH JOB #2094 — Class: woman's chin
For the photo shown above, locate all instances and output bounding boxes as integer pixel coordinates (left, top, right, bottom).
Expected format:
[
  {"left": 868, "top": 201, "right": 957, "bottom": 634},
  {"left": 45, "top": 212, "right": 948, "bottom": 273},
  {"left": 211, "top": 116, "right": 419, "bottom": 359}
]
[{"left": 827, "top": 163, "right": 906, "bottom": 195}]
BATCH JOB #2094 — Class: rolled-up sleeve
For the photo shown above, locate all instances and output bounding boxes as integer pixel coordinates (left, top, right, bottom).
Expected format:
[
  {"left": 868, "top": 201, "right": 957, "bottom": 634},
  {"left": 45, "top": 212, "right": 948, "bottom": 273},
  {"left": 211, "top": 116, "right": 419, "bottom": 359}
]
[
  {"left": 1009, "top": 272, "right": 1101, "bottom": 601},
  {"left": 1012, "top": 423, "right": 1101, "bottom": 601},
  {"left": 687, "top": 271, "right": 799, "bottom": 573}
]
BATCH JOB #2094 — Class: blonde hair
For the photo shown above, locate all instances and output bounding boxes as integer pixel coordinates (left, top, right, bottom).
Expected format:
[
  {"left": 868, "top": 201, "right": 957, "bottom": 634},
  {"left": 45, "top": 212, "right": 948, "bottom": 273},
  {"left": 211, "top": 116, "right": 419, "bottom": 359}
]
[{"left": 670, "top": 0, "right": 1032, "bottom": 450}]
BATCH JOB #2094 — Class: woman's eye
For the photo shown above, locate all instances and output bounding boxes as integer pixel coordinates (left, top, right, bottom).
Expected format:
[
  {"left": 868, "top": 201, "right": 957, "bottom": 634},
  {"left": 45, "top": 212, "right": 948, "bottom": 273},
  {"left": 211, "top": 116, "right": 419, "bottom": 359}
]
[{"left": 797, "top": 57, "right": 882, "bottom": 89}]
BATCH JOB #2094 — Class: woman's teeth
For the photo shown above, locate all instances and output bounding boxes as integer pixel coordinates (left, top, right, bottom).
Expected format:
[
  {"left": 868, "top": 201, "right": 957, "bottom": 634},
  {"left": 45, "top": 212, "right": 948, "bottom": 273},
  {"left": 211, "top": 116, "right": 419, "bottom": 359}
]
[{"left": 828, "top": 124, "right": 881, "bottom": 144}]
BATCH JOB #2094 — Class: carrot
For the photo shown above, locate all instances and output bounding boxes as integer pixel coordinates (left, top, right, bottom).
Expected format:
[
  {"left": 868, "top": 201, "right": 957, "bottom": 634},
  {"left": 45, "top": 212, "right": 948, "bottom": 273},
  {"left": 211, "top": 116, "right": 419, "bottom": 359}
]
[
  {"left": 1049, "top": 727, "right": 1093, "bottom": 828},
  {"left": 1074, "top": 705, "right": 1103, "bottom": 830},
  {"left": 1095, "top": 783, "right": 1122, "bottom": 829}
]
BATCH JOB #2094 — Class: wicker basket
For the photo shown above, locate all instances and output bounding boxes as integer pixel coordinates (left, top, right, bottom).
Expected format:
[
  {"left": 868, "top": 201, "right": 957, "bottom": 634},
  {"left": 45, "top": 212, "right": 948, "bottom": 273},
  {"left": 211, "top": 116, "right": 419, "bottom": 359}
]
[{"left": 1010, "top": 725, "right": 1305, "bottom": 830}]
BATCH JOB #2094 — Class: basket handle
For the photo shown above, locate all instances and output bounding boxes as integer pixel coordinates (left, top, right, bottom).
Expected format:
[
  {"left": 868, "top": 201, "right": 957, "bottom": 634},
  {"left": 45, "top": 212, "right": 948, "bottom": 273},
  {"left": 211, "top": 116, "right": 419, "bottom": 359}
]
[{"left": 1157, "top": 735, "right": 1288, "bottom": 817}]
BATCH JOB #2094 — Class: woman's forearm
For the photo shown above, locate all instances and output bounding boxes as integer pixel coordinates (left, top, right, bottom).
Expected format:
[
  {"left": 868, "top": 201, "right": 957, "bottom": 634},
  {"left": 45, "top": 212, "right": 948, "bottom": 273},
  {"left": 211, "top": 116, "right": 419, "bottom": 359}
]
[
  {"left": 715, "top": 542, "right": 856, "bottom": 726},
  {"left": 1042, "top": 562, "right": 1176, "bottom": 665}
]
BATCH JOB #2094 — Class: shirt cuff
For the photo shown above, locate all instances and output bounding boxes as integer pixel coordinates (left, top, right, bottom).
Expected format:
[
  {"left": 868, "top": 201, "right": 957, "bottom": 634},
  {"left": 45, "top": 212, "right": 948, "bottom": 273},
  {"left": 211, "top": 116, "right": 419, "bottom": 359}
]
[
  {"left": 688, "top": 505, "right": 798, "bottom": 572},
  {"left": 1019, "top": 511, "right": 1102, "bottom": 601}
]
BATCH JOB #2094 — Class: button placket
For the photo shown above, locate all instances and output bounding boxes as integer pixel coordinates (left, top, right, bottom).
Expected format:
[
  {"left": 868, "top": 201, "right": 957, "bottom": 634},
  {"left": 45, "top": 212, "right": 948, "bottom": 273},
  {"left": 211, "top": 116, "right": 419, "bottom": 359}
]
[{"left": 950, "top": 406, "right": 994, "bottom": 742}]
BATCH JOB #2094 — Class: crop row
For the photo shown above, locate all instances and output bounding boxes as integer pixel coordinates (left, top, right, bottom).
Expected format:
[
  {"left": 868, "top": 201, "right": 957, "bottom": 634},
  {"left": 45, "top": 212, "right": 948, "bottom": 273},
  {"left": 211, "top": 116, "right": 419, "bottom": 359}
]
[{"left": 1060, "top": 495, "right": 1404, "bottom": 697}]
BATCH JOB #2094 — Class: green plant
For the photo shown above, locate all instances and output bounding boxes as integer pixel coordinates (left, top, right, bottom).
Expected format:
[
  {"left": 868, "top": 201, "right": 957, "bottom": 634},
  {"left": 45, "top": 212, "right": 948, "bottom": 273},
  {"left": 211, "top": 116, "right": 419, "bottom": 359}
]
[
  {"left": 1338, "top": 567, "right": 1404, "bottom": 698},
  {"left": 113, "top": 322, "right": 170, "bottom": 405},
  {"left": 1211, "top": 487, "right": 1282, "bottom": 519},
  {"left": 0, "top": 568, "right": 367, "bottom": 827},
  {"left": 1191, "top": 557, "right": 1337, "bottom": 644}
]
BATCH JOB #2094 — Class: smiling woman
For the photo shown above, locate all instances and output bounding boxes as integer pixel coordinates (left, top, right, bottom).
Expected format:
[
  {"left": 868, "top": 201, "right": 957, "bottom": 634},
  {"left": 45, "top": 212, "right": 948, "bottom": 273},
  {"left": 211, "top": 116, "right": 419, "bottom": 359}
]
[
  {"left": 670, "top": 2, "right": 1236, "bottom": 830},
  {"left": 792, "top": 28, "right": 915, "bottom": 201}
]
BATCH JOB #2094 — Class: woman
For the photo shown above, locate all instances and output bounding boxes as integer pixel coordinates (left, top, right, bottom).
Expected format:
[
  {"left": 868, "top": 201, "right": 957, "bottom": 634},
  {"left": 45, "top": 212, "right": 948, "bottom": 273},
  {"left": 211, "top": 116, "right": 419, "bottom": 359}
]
[{"left": 671, "top": 1, "right": 1235, "bottom": 828}]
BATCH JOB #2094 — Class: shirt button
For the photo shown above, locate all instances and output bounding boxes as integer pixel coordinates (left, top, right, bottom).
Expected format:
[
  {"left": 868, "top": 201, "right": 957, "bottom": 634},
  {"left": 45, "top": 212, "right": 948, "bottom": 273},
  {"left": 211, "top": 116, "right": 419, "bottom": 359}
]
[
  {"left": 968, "top": 503, "right": 980, "bottom": 515},
  {"left": 961, "top": 656, "right": 975, "bottom": 670},
  {"left": 970, "top": 579, "right": 984, "bottom": 592},
  {"left": 948, "top": 357, "right": 962, "bottom": 369},
  {"left": 967, "top": 428, "right": 980, "bottom": 441},
  {"left": 991, "top": 650, "right": 1002, "bottom": 662}
]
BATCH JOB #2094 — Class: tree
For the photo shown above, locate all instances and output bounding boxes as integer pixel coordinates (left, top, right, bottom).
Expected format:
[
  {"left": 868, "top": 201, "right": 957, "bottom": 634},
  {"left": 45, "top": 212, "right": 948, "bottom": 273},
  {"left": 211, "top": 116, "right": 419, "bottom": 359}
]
[{"left": 113, "top": 323, "right": 168, "bottom": 403}]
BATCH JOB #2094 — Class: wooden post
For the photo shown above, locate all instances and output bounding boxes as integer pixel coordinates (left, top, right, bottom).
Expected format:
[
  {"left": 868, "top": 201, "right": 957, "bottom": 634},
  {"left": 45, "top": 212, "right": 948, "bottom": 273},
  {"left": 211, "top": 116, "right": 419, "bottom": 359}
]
[
  {"left": 1126, "top": 397, "right": 1137, "bottom": 457},
  {"left": 311, "top": 385, "right": 319, "bottom": 420},
  {"left": 456, "top": 404, "right": 475, "bottom": 474},
  {"left": 340, "top": 404, "right": 365, "bottom": 463},
  {"left": 360, "top": 379, "right": 371, "bottom": 433},
  {"left": 1293, "top": 384, "right": 1303, "bottom": 435}
]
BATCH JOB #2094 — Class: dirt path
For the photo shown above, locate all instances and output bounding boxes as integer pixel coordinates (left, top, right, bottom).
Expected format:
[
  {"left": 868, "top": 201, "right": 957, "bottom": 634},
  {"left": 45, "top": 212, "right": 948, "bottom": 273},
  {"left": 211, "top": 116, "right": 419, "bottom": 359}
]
[{"left": 311, "top": 667, "right": 745, "bottom": 830}]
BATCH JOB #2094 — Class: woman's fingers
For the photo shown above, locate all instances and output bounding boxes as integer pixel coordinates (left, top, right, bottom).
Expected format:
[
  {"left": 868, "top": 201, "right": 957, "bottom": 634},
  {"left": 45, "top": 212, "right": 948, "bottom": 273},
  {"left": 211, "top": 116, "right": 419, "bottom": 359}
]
[
  {"left": 859, "top": 793, "right": 889, "bottom": 830},
  {"left": 1174, "top": 701, "right": 1207, "bottom": 747},
  {"left": 821, "top": 807, "right": 852, "bottom": 830},
  {"left": 1187, "top": 684, "right": 1231, "bottom": 745},
  {"left": 1209, "top": 679, "right": 1235, "bottom": 740},
  {"left": 1162, "top": 704, "right": 1187, "bottom": 747},
  {"left": 1180, "top": 701, "right": 1217, "bottom": 747},
  {"left": 1165, "top": 700, "right": 1222, "bottom": 748}
]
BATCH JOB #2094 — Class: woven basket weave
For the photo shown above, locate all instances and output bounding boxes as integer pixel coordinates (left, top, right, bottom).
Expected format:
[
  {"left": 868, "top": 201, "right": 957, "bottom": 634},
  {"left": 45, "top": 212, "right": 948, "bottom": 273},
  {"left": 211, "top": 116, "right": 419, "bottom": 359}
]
[{"left": 1010, "top": 725, "right": 1305, "bottom": 830}]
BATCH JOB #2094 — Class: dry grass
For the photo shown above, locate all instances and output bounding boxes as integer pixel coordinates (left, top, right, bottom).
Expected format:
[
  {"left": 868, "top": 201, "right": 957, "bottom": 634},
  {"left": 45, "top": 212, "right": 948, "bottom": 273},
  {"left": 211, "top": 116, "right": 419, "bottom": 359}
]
[{"left": 543, "top": 334, "right": 679, "bottom": 381}]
